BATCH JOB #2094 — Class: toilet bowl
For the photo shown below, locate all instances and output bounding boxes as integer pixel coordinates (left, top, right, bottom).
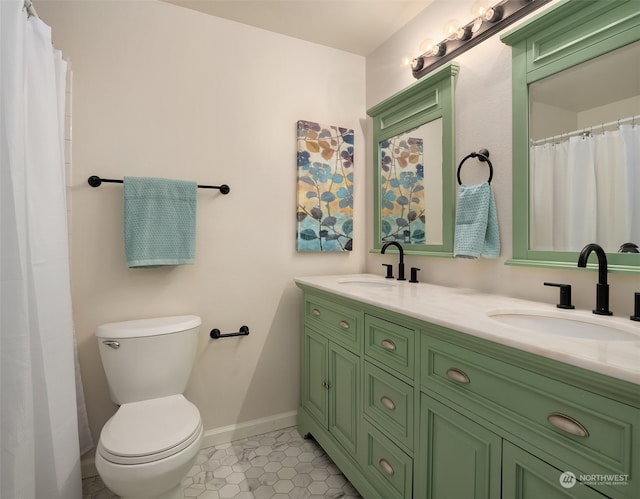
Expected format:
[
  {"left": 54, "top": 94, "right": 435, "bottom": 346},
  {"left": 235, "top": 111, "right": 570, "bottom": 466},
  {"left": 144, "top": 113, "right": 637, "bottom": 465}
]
[
  {"left": 94, "top": 315, "right": 203, "bottom": 499},
  {"left": 95, "top": 395, "right": 203, "bottom": 499}
]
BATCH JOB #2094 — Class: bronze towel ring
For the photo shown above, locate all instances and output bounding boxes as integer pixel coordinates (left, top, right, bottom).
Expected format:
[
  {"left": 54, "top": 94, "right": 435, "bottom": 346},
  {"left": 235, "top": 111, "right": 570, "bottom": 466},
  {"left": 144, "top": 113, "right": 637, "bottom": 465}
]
[{"left": 457, "top": 149, "right": 493, "bottom": 185}]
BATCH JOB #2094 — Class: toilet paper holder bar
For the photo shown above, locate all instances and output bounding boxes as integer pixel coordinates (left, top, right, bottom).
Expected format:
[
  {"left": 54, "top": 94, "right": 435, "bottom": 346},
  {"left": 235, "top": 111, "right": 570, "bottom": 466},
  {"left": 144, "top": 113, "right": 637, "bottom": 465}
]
[{"left": 210, "top": 325, "right": 250, "bottom": 339}]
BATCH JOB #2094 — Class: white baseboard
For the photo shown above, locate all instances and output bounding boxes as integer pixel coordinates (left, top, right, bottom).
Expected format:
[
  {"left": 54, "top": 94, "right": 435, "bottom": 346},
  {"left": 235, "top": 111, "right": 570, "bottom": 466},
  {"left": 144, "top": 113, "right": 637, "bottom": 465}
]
[
  {"left": 81, "top": 410, "right": 298, "bottom": 479},
  {"left": 202, "top": 410, "right": 298, "bottom": 448}
]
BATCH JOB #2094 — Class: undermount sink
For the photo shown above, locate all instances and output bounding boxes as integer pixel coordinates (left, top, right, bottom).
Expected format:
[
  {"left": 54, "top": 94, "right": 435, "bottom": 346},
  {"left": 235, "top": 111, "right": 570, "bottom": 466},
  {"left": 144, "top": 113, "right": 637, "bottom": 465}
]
[
  {"left": 488, "top": 310, "right": 640, "bottom": 341},
  {"left": 337, "top": 277, "right": 397, "bottom": 288}
]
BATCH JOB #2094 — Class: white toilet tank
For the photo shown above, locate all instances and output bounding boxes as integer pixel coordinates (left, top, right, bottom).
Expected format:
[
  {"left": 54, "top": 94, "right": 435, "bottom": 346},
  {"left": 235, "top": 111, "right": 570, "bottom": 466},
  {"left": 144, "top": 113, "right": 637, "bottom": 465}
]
[{"left": 96, "top": 315, "right": 201, "bottom": 405}]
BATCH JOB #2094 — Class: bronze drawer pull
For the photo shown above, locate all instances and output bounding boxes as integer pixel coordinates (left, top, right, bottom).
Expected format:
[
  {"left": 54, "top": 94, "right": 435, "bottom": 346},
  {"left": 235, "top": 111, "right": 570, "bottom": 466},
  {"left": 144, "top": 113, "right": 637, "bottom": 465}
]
[
  {"left": 339, "top": 320, "right": 350, "bottom": 330},
  {"left": 547, "top": 412, "right": 589, "bottom": 438},
  {"left": 311, "top": 308, "right": 321, "bottom": 317},
  {"left": 378, "top": 458, "right": 395, "bottom": 476},
  {"left": 381, "top": 339, "right": 396, "bottom": 351},
  {"left": 446, "top": 367, "right": 470, "bottom": 384},
  {"left": 380, "top": 396, "right": 396, "bottom": 411}
]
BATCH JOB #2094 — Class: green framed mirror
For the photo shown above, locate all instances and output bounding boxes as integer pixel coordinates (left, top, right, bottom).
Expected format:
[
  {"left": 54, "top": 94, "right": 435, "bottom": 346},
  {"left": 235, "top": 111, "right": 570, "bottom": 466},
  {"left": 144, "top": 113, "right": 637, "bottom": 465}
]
[
  {"left": 368, "top": 62, "right": 458, "bottom": 256},
  {"left": 502, "top": 0, "right": 640, "bottom": 273}
]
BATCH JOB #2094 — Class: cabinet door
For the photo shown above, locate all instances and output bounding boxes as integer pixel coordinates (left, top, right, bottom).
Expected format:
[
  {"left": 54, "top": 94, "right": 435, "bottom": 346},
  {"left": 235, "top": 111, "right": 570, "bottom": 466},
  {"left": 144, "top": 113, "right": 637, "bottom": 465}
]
[
  {"left": 416, "top": 394, "right": 501, "bottom": 499},
  {"left": 329, "top": 341, "right": 360, "bottom": 456},
  {"left": 503, "top": 441, "right": 610, "bottom": 499},
  {"left": 302, "top": 328, "right": 328, "bottom": 428}
]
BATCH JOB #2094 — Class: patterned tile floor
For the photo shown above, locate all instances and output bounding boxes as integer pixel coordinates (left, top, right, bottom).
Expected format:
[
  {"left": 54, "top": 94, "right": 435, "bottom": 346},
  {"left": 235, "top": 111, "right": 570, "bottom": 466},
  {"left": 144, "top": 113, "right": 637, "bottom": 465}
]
[{"left": 82, "top": 426, "right": 362, "bottom": 499}]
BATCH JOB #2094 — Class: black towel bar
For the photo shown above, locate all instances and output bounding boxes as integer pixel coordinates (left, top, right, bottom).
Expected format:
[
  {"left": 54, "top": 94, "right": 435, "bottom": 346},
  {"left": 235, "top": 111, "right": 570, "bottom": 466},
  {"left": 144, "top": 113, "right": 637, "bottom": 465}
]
[
  {"left": 210, "top": 325, "right": 250, "bottom": 339},
  {"left": 88, "top": 175, "right": 230, "bottom": 194}
]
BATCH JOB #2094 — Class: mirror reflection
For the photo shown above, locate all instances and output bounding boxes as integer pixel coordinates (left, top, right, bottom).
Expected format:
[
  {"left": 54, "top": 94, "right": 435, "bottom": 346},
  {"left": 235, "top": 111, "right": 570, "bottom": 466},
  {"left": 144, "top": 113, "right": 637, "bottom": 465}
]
[
  {"left": 379, "top": 118, "right": 443, "bottom": 245},
  {"left": 529, "top": 40, "right": 640, "bottom": 253}
]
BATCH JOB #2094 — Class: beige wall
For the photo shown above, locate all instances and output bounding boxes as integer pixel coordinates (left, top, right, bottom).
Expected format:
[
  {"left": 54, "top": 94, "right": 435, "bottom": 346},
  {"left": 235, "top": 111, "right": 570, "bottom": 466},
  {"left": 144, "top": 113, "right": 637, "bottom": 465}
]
[
  {"left": 365, "top": 0, "right": 640, "bottom": 310},
  {"left": 39, "top": 0, "right": 640, "bottom": 463},
  {"left": 37, "top": 0, "right": 366, "bottom": 448}
]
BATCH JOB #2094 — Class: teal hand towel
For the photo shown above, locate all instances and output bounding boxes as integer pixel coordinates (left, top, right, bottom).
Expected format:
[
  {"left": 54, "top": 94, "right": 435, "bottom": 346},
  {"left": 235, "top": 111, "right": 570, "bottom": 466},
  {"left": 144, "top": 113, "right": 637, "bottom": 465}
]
[
  {"left": 454, "top": 182, "right": 500, "bottom": 259},
  {"left": 124, "top": 177, "right": 197, "bottom": 268}
]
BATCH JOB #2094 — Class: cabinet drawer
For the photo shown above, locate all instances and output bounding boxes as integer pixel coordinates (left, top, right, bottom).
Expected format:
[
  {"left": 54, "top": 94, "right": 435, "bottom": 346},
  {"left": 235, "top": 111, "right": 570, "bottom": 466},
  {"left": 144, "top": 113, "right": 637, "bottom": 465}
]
[
  {"left": 363, "top": 362, "right": 414, "bottom": 452},
  {"left": 360, "top": 420, "right": 413, "bottom": 499},
  {"left": 422, "top": 335, "right": 638, "bottom": 493},
  {"left": 365, "top": 315, "right": 415, "bottom": 379},
  {"left": 304, "top": 295, "right": 360, "bottom": 350}
]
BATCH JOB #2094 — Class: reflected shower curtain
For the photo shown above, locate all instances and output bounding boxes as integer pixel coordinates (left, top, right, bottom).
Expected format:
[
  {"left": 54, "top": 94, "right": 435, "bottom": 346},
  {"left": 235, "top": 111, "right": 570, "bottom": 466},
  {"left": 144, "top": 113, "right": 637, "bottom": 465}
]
[
  {"left": 530, "top": 125, "right": 640, "bottom": 252},
  {"left": 1, "top": 1, "right": 82, "bottom": 498}
]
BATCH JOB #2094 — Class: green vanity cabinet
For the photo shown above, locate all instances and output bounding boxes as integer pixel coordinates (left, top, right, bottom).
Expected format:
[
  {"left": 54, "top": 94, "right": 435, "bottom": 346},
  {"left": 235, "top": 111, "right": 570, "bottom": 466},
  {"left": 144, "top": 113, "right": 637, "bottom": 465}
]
[{"left": 297, "top": 286, "right": 638, "bottom": 499}]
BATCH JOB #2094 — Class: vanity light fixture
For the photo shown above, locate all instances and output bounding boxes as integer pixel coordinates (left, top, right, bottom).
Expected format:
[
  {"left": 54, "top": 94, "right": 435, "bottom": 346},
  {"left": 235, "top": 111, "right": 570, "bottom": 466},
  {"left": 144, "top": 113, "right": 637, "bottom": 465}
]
[{"left": 412, "top": 0, "right": 553, "bottom": 80}]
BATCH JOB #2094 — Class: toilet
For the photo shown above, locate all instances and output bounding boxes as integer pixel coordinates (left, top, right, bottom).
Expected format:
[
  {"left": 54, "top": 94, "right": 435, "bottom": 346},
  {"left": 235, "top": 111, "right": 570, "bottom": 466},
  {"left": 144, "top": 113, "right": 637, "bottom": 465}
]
[{"left": 94, "top": 315, "right": 204, "bottom": 499}]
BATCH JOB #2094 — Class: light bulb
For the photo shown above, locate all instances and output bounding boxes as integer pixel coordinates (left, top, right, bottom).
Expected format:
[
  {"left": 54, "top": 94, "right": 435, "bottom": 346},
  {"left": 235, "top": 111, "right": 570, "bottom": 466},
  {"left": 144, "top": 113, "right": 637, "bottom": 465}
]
[
  {"left": 443, "top": 19, "right": 460, "bottom": 40},
  {"left": 419, "top": 38, "right": 436, "bottom": 54},
  {"left": 470, "top": 1, "right": 490, "bottom": 18}
]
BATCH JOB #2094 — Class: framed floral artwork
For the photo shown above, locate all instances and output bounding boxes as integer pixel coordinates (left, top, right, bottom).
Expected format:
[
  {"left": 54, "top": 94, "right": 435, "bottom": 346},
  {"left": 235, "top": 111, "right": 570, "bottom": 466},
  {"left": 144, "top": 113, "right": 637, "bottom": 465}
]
[{"left": 296, "top": 120, "right": 354, "bottom": 252}]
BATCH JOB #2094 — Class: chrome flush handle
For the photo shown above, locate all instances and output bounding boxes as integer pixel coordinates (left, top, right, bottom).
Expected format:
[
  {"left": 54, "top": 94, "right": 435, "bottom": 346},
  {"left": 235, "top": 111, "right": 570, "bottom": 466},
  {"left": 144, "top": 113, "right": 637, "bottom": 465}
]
[{"left": 102, "top": 340, "right": 120, "bottom": 350}]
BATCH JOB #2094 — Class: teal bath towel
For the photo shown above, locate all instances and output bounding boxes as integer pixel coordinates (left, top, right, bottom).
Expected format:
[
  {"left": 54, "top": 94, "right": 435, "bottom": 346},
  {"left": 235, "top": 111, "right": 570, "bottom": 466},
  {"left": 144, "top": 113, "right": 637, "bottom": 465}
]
[
  {"left": 124, "top": 177, "right": 197, "bottom": 268},
  {"left": 454, "top": 182, "right": 500, "bottom": 259}
]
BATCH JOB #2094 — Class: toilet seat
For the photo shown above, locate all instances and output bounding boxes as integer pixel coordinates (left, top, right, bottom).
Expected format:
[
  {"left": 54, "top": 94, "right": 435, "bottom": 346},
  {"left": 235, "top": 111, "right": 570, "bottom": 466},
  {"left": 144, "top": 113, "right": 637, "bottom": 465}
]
[{"left": 98, "top": 394, "right": 202, "bottom": 465}]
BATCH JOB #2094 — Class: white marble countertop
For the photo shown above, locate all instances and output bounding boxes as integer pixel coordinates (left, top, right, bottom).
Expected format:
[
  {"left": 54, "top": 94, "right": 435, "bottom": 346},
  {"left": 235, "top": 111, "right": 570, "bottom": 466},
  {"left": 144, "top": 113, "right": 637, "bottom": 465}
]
[{"left": 295, "top": 274, "right": 640, "bottom": 385}]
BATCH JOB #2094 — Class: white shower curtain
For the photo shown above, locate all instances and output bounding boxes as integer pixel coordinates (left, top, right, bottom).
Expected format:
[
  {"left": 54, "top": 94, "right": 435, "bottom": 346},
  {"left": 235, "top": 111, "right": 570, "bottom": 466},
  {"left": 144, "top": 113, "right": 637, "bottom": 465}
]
[
  {"left": 530, "top": 125, "right": 640, "bottom": 252},
  {"left": 1, "top": 1, "right": 82, "bottom": 498}
]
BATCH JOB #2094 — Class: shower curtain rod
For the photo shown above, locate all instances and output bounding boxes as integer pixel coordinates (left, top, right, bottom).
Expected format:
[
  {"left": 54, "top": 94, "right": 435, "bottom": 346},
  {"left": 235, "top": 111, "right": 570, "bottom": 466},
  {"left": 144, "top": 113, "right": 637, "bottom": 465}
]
[
  {"left": 24, "top": 0, "right": 38, "bottom": 18},
  {"left": 531, "top": 114, "right": 638, "bottom": 146}
]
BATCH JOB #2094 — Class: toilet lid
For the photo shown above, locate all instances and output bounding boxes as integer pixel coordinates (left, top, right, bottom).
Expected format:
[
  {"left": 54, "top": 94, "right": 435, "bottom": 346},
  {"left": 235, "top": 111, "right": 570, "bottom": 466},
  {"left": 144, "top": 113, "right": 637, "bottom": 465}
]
[{"left": 99, "top": 394, "right": 201, "bottom": 464}]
